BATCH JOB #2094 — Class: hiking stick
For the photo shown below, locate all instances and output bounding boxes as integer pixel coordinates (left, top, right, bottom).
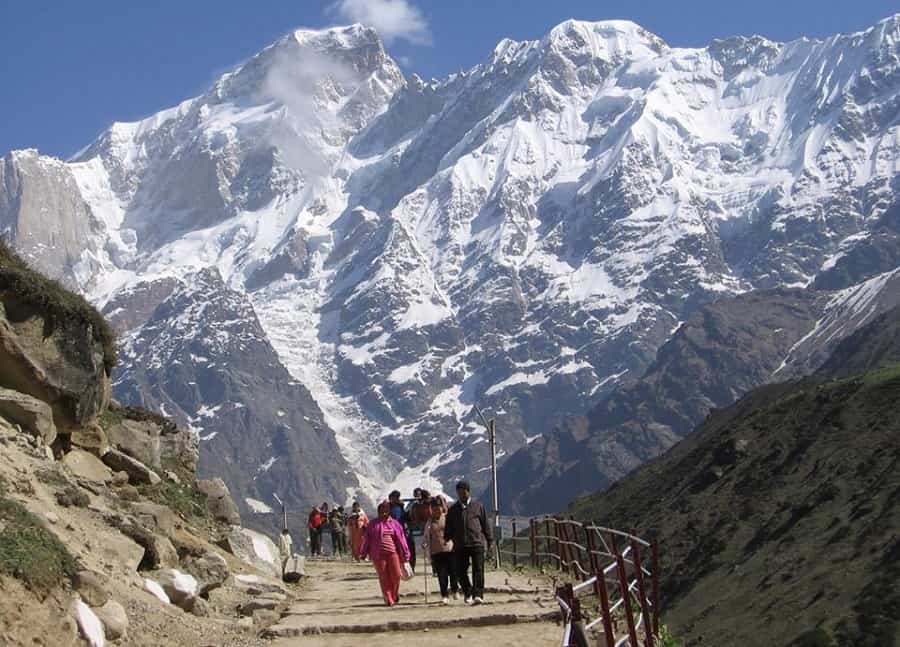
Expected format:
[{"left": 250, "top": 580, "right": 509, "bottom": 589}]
[{"left": 423, "top": 538, "right": 429, "bottom": 604}]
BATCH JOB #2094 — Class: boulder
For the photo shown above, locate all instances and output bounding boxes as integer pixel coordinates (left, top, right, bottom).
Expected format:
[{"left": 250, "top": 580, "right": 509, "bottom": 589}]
[
  {"left": 73, "top": 570, "right": 110, "bottom": 607},
  {"left": 102, "top": 449, "right": 161, "bottom": 485},
  {"left": 115, "top": 522, "right": 178, "bottom": 570},
  {"left": 181, "top": 551, "right": 230, "bottom": 596},
  {"left": 62, "top": 449, "right": 112, "bottom": 484},
  {"left": 94, "top": 600, "right": 128, "bottom": 641},
  {"left": 129, "top": 502, "right": 178, "bottom": 537},
  {"left": 0, "top": 299, "right": 111, "bottom": 432},
  {"left": 197, "top": 478, "right": 241, "bottom": 525},
  {"left": 71, "top": 598, "right": 105, "bottom": 647},
  {"left": 105, "top": 419, "right": 161, "bottom": 469},
  {"left": 0, "top": 386, "right": 56, "bottom": 445},
  {"left": 105, "top": 413, "right": 199, "bottom": 475},
  {"left": 154, "top": 569, "right": 199, "bottom": 611},
  {"left": 222, "top": 528, "right": 280, "bottom": 578},
  {"left": 70, "top": 422, "right": 109, "bottom": 456},
  {"left": 99, "top": 530, "right": 145, "bottom": 573},
  {"left": 111, "top": 471, "right": 129, "bottom": 486}
]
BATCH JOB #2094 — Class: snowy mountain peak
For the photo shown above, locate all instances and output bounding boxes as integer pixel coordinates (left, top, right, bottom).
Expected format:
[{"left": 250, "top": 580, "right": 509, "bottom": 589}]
[
  {"left": 3, "top": 15, "right": 900, "bottom": 513},
  {"left": 543, "top": 19, "right": 668, "bottom": 57}
]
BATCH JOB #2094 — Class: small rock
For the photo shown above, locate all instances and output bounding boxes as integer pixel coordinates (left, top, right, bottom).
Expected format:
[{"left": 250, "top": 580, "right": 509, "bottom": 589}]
[
  {"left": 74, "top": 570, "right": 110, "bottom": 608},
  {"left": 164, "top": 470, "right": 181, "bottom": 484},
  {"left": 94, "top": 600, "right": 128, "bottom": 641},
  {"left": 111, "top": 471, "right": 129, "bottom": 487},
  {"left": 237, "top": 617, "right": 254, "bottom": 630},
  {"left": 190, "top": 596, "right": 210, "bottom": 617},
  {"left": 239, "top": 598, "right": 278, "bottom": 616},
  {"left": 41, "top": 511, "right": 60, "bottom": 525},
  {"left": 252, "top": 609, "right": 280, "bottom": 627}
]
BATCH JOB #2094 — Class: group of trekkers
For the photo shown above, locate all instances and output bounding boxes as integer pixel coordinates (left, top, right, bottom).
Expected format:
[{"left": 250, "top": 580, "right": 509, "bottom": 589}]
[{"left": 296, "top": 480, "right": 494, "bottom": 607}]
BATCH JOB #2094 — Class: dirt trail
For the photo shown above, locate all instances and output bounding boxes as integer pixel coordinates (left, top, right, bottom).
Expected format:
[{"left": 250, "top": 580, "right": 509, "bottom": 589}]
[{"left": 266, "top": 558, "right": 562, "bottom": 646}]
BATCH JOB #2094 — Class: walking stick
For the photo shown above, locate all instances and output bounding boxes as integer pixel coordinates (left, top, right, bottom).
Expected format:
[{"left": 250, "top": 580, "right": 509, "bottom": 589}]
[{"left": 423, "top": 537, "right": 429, "bottom": 604}]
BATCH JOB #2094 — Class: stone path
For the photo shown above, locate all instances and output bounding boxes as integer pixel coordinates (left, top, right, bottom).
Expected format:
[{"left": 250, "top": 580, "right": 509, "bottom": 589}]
[{"left": 266, "top": 558, "right": 561, "bottom": 646}]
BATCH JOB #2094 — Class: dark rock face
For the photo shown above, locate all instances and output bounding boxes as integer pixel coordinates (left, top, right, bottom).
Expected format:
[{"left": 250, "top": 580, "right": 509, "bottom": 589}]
[
  {"left": 500, "top": 278, "right": 900, "bottom": 514},
  {"left": 0, "top": 297, "right": 111, "bottom": 433},
  {"left": 568, "top": 309, "right": 900, "bottom": 647},
  {"left": 112, "top": 268, "right": 358, "bottom": 528}
]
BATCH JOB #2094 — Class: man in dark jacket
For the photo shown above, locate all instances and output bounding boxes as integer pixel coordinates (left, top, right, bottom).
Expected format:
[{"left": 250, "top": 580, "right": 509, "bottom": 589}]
[{"left": 444, "top": 480, "right": 493, "bottom": 604}]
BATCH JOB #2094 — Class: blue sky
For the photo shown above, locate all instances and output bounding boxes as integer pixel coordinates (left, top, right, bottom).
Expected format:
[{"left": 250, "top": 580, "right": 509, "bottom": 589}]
[{"left": 1, "top": 0, "right": 897, "bottom": 158}]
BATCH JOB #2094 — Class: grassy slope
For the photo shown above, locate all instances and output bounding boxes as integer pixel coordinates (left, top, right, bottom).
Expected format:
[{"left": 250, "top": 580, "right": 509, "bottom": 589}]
[{"left": 570, "top": 369, "right": 900, "bottom": 646}]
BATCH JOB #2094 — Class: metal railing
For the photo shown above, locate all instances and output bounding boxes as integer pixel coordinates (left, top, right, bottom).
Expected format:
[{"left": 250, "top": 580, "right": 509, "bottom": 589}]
[{"left": 500, "top": 516, "right": 660, "bottom": 647}]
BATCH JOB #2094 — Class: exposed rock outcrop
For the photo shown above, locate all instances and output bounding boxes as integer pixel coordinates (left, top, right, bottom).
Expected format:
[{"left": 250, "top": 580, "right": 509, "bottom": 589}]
[
  {"left": 0, "top": 386, "right": 56, "bottom": 445},
  {"left": 196, "top": 478, "right": 241, "bottom": 526}
]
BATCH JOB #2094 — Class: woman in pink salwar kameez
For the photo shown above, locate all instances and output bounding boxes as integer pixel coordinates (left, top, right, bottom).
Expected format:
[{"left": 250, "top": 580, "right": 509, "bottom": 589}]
[{"left": 360, "top": 500, "right": 411, "bottom": 606}]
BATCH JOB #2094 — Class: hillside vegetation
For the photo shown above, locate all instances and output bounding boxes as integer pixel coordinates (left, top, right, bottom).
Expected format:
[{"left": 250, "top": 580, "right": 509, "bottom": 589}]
[{"left": 570, "top": 309, "right": 900, "bottom": 646}]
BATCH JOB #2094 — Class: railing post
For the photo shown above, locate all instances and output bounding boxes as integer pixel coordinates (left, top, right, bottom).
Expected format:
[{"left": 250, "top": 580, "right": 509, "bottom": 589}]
[
  {"left": 530, "top": 518, "right": 537, "bottom": 569},
  {"left": 596, "top": 567, "right": 616, "bottom": 647},
  {"left": 512, "top": 518, "right": 518, "bottom": 569},
  {"left": 585, "top": 524, "right": 598, "bottom": 573},
  {"left": 614, "top": 546, "right": 639, "bottom": 647},
  {"left": 652, "top": 539, "right": 660, "bottom": 637},
  {"left": 630, "top": 536, "right": 655, "bottom": 647},
  {"left": 546, "top": 518, "right": 554, "bottom": 570}
]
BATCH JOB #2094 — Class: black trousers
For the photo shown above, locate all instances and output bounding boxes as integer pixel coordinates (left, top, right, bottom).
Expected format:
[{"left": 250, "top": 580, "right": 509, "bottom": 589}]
[
  {"left": 309, "top": 527, "right": 321, "bottom": 555},
  {"left": 407, "top": 530, "right": 417, "bottom": 570},
  {"left": 454, "top": 546, "right": 485, "bottom": 599},
  {"left": 431, "top": 552, "right": 460, "bottom": 597}
]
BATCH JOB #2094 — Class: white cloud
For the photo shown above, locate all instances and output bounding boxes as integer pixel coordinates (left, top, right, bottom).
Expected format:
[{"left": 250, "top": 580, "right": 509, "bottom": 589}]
[{"left": 331, "top": 0, "right": 432, "bottom": 46}]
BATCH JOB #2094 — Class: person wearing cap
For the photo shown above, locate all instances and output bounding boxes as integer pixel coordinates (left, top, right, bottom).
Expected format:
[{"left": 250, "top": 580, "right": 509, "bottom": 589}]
[{"left": 444, "top": 480, "right": 493, "bottom": 605}]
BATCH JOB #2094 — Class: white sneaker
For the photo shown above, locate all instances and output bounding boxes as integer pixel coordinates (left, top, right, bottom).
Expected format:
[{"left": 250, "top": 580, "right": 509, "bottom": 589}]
[
  {"left": 473, "top": 597, "right": 484, "bottom": 605},
  {"left": 464, "top": 596, "right": 473, "bottom": 605},
  {"left": 441, "top": 597, "right": 450, "bottom": 605}
]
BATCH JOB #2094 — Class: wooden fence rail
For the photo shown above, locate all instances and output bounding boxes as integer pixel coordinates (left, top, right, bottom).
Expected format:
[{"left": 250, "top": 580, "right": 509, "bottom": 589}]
[{"left": 498, "top": 516, "right": 660, "bottom": 647}]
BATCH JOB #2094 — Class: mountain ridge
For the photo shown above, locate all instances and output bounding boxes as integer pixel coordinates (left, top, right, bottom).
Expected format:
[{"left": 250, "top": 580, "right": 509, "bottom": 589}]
[{"left": 2, "top": 13, "right": 899, "bottom": 512}]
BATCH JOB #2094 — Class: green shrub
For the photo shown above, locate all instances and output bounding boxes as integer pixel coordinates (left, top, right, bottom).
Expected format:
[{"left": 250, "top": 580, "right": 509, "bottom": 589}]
[
  {"left": 659, "top": 625, "right": 683, "bottom": 647},
  {"left": 0, "top": 239, "right": 116, "bottom": 372},
  {"left": 0, "top": 494, "right": 76, "bottom": 593},
  {"left": 137, "top": 480, "right": 209, "bottom": 524}
]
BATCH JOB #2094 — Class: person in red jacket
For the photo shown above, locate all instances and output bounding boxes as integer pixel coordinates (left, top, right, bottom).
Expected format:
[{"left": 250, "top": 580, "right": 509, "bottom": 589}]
[{"left": 308, "top": 505, "right": 325, "bottom": 556}]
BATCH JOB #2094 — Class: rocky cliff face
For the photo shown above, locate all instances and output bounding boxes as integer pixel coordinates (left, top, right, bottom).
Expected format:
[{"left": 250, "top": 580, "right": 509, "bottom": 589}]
[
  {"left": 501, "top": 267, "right": 900, "bottom": 513},
  {"left": 114, "top": 267, "right": 357, "bottom": 522},
  {"left": 1, "top": 16, "right": 899, "bottom": 506},
  {"left": 0, "top": 244, "right": 301, "bottom": 646}
]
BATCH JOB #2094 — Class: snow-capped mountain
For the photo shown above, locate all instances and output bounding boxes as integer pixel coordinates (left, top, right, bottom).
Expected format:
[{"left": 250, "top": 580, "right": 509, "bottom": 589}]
[{"left": 2, "top": 16, "right": 899, "bottom": 515}]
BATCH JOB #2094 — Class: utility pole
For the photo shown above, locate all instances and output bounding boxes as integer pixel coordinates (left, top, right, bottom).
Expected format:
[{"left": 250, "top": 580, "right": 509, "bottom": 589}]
[
  {"left": 474, "top": 405, "right": 501, "bottom": 569},
  {"left": 273, "top": 493, "right": 287, "bottom": 531}
]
